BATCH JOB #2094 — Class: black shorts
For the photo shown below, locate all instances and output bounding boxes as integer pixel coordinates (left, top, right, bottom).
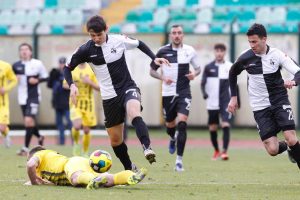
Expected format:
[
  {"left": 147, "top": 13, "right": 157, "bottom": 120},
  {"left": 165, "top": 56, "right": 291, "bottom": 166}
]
[
  {"left": 253, "top": 104, "right": 295, "bottom": 141},
  {"left": 102, "top": 87, "right": 141, "bottom": 128},
  {"left": 21, "top": 102, "right": 39, "bottom": 117},
  {"left": 208, "top": 109, "right": 231, "bottom": 125},
  {"left": 162, "top": 94, "right": 191, "bottom": 122}
]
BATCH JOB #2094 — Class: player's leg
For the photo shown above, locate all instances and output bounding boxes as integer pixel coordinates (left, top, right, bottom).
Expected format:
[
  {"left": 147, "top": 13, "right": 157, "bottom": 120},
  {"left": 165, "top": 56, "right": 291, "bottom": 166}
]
[
  {"left": 208, "top": 110, "right": 220, "bottom": 160},
  {"left": 166, "top": 120, "right": 177, "bottom": 154},
  {"left": 125, "top": 88, "right": 155, "bottom": 164},
  {"left": 71, "top": 119, "right": 82, "bottom": 156},
  {"left": 175, "top": 113, "right": 188, "bottom": 172},
  {"left": 81, "top": 107, "right": 97, "bottom": 156},
  {"left": 0, "top": 107, "right": 11, "bottom": 147},
  {"left": 220, "top": 103, "right": 232, "bottom": 160},
  {"left": 28, "top": 103, "right": 44, "bottom": 145},
  {"left": 55, "top": 109, "right": 65, "bottom": 145},
  {"left": 82, "top": 126, "right": 91, "bottom": 157}
]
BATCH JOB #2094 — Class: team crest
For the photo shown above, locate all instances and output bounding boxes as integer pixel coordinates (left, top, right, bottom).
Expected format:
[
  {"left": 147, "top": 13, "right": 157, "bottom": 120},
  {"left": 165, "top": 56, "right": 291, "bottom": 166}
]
[{"left": 111, "top": 47, "right": 117, "bottom": 53}]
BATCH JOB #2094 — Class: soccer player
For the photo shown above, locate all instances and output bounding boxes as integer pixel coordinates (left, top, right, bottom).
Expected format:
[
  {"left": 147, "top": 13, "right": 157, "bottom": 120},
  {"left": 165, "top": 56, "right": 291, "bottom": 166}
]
[
  {"left": 26, "top": 146, "right": 147, "bottom": 189},
  {"left": 201, "top": 43, "right": 232, "bottom": 161},
  {"left": 0, "top": 60, "right": 18, "bottom": 147},
  {"left": 13, "top": 43, "right": 48, "bottom": 156},
  {"left": 227, "top": 23, "right": 300, "bottom": 169},
  {"left": 63, "top": 15, "right": 169, "bottom": 169},
  {"left": 150, "top": 24, "right": 201, "bottom": 171},
  {"left": 64, "top": 63, "right": 99, "bottom": 157}
]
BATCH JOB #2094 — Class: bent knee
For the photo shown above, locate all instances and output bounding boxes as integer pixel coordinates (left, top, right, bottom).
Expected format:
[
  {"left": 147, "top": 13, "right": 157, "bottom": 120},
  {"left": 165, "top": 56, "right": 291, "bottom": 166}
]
[{"left": 266, "top": 148, "right": 278, "bottom": 156}]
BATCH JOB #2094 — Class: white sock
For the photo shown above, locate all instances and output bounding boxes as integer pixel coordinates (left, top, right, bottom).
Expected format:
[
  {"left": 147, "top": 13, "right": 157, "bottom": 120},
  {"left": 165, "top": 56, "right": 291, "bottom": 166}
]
[{"left": 176, "top": 155, "right": 182, "bottom": 163}]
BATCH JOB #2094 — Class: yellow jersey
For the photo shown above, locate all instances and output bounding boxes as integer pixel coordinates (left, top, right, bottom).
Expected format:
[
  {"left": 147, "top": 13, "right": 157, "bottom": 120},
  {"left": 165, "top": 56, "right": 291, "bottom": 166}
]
[
  {"left": 0, "top": 60, "right": 17, "bottom": 108},
  {"left": 33, "top": 150, "right": 70, "bottom": 186}
]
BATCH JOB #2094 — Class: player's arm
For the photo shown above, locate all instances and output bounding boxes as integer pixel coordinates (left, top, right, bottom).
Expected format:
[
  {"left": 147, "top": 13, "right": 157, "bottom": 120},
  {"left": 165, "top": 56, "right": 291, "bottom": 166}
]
[
  {"left": 27, "top": 156, "right": 42, "bottom": 185},
  {"left": 201, "top": 66, "right": 208, "bottom": 99},
  {"left": 82, "top": 73, "right": 100, "bottom": 91},
  {"left": 186, "top": 48, "right": 201, "bottom": 80},
  {"left": 2, "top": 65, "right": 18, "bottom": 93},
  {"left": 38, "top": 62, "right": 49, "bottom": 83}
]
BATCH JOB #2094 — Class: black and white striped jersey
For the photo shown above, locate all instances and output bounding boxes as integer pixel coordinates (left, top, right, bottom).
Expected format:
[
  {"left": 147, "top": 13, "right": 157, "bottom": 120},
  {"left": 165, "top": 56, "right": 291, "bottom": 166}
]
[
  {"left": 67, "top": 34, "right": 148, "bottom": 100},
  {"left": 151, "top": 44, "right": 201, "bottom": 96},
  {"left": 12, "top": 59, "right": 48, "bottom": 105},
  {"left": 230, "top": 45, "right": 300, "bottom": 111},
  {"left": 201, "top": 60, "right": 232, "bottom": 110}
]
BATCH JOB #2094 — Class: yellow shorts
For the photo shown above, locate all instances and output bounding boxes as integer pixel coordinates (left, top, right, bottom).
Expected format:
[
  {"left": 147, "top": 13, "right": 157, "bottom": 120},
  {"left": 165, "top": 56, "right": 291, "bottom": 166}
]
[
  {"left": 70, "top": 105, "right": 97, "bottom": 127},
  {"left": 64, "top": 156, "right": 98, "bottom": 182},
  {"left": 0, "top": 106, "right": 9, "bottom": 124}
]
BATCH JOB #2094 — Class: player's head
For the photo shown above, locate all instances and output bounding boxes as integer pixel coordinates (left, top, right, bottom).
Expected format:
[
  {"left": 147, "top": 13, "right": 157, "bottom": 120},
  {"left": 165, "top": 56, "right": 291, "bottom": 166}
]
[
  {"left": 19, "top": 43, "right": 32, "bottom": 61},
  {"left": 28, "top": 145, "right": 46, "bottom": 160},
  {"left": 214, "top": 43, "right": 226, "bottom": 62},
  {"left": 246, "top": 23, "right": 267, "bottom": 54},
  {"left": 87, "top": 15, "right": 108, "bottom": 45},
  {"left": 170, "top": 24, "right": 184, "bottom": 47}
]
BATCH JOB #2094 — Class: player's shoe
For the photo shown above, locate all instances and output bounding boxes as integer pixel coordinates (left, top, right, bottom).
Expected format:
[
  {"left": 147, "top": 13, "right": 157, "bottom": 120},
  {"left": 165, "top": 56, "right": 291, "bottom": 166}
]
[
  {"left": 86, "top": 176, "right": 108, "bottom": 190},
  {"left": 72, "top": 144, "right": 81, "bottom": 156},
  {"left": 4, "top": 135, "right": 11, "bottom": 148},
  {"left": 38, "top": 136, "right": 45, "bottom": 146},
  {"left": 131, "top": 163, "right": 139, "bottom": 173},
  {"left": 17, "top": 147, "right": 29, "bottom": 156},
  {"left": 174, "top": 162, "right": 184, "bottom": 172},
  {"left": 211, "top": 150, "right": 220, "bottom": 161},
  {"left": 169, "top": 138, "right": 176, "bottom": 154},
  {"left": 144, "top": 148, "right": 156, "bottom": 164},
  {"left": 287, "top": 149, "right": 296, "bottom": 163},
  {"left": 127, "top": 168, "right": 148, "bottom": 185},
  {"left": 221, "top": 152, "right": 229, "bottom": 161}
]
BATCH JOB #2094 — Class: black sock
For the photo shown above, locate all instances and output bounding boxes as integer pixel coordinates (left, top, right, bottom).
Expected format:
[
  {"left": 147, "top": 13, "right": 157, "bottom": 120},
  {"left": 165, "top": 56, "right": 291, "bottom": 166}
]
[
  {"left": 289, "top": 142, "right": 300, "bottom": 162},
  {"left": 112, "top": 142, "right": 132, "bottom": 170},
  {"left": 278, "top": 141, "right": 288, "bottom": 154},
  {"left": 222, "top": 127, "right": 230, "bottom": 151},
  {"left": 177, "top": 121, "right": 187, "bottom": 156},
  {"left": 167, "top": 127, "right": 176, "bottom": 139},
  {"left": 33, "top": 126, "right": 41, "bottom": 138},
  {"left": 132, "top": 116, "right": 150, "bottom": 149},
  {"left": 210, "top": 130, "right": 219, "bottom": 151},
  {"left": 25, "top": 127, "right": 34, "bottom": 148}
]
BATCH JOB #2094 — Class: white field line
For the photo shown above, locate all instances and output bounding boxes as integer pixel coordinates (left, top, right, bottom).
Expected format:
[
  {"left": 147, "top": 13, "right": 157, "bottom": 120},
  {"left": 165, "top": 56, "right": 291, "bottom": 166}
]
[{"left": 6, "top": 130, "right": 108, "bottom": 137}]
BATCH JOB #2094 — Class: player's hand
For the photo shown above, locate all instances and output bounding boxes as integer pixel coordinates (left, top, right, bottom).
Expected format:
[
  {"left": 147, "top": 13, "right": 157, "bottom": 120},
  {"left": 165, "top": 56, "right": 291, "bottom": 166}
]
[
  {"left": 82, "top": 75, "right": 92, "bottom": 85},
  {"left": 70, "top": 84, "right": 79, "bottom": 105},
  {"left": 29, "top": 77, "right": 39, "bottom": 85},
  {"left": 203, "top": 93, "right": 208, "bottom": 100},
  {"left": 0, "top": 87, "right": 5, "bottom": 95},
  {"left": 284, "top": 80, "right": 296, "bottom": 89},
  {"left": 162, "top": 76, "right": 174, "bottom": 85},
  {"left": 154, "top": 58, "right": 170, "bottom": 66},
  {"left": 185, "top": 71, "right": 195, "bottom": 80},
  {"left": 227, "top": 96, "right": 238, "bottom": 114}
]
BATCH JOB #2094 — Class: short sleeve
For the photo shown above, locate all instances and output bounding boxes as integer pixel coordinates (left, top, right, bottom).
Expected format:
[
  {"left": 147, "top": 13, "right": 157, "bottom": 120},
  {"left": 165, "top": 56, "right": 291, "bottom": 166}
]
[
  {"left": 38, "top": 61, "right": 49, "bottom": 79},
  {"left": 277, "top": 49, "right": 300, "bottom": 75},
  {"left": 119, "top": 34, "right": 139, "bottom": 50},
  {"left": 190, "top": 48, "right": 201, "bottom": 69}
]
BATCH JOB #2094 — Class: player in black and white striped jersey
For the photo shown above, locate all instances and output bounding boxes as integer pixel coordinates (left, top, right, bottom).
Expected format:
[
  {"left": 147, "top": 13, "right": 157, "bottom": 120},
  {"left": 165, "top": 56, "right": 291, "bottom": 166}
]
[
  {"left": 228, "top": 23, "right": 300, "bottom": 169},
  {"left": 150, "top": 24, "right": 201, "bottom": 172},
  {"left": 64, "top": 15, "right": 169, "bottom": 170},
  {"left": 201, "top": 43, "right": 232, "bottom": 161}
]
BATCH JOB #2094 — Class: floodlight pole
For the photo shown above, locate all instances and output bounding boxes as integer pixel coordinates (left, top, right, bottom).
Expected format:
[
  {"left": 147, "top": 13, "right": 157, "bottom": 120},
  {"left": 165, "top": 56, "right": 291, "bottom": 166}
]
[
  {"left": 32, "top": 22, "right": 40, "bottom": 59},
  {"left": 229, "top": 17, "right": 237, "bottom": 63}
]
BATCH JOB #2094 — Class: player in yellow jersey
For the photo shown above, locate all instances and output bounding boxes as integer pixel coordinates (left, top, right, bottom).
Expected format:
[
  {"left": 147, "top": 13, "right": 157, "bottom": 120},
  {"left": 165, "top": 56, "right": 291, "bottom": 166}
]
[
  {"left": 64, "top": 63, "right": 99, "bottom": 156},
  {"left": 26, "top": 146, "right": 147, "bottom": 189},
  {"left": 0, "top": 60, "right": 17, "bottom": 147}
]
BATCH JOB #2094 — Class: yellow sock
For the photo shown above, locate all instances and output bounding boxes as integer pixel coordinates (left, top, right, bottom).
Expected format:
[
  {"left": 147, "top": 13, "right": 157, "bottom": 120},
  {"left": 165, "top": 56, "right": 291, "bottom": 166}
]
[
  {"left": 83, "top": 133, "right": 91, "bottom": 153},
  {"left": 113, "top": 170, "right": 134, "bottom": 185},
  {"left": 77, "top": 172, "right": 96, "bottom": 185},
  {"left": 72, "top": 128, "right": 80, "bottom": 144},
  {"left": 2, "top": 127, "right": 9, "bottom": 137}
]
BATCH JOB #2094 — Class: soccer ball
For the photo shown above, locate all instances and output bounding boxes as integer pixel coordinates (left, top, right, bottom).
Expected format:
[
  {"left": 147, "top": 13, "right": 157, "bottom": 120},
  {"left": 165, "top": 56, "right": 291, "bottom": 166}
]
[{"left": 89, "top": 150, "right": 112, "bottom": 173}]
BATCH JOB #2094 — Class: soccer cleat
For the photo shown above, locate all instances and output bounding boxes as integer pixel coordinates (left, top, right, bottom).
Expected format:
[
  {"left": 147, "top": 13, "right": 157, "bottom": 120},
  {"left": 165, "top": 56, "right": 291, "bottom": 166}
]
[
  {"left": 174, "top": 162, "right": 184, "bottom": 172},
  {"left": 127, "top": 168, "right": 148, "bottom": 185},
  {"left": 221, "top": 152, "right": 229, "bottom": 161},
  {"left": 4, "top": 135, "right": 11, "bottom": 148},
  {"left": 86, "top": 176, "right": 108, "bottom": 190},
  {"left": 168, "top": 138, "right": 176, "bottom": 154},
  {"left": 287, "top": 149, "right": 296, "bottom": 163},
  {"left": 72, "top": 144, "right": 81, "bottom": 156},
  {"left": 17, "top": 147, "right": 29, "bottom": 156},
  {"left": 211, "top": 150, "right": 220, "bottom": 161},
  {"left": 144, "top": 148, "right": 156, "bottom": 164},
  {"left": 38, "top": 136, "right": 45, "bottom": 146}
]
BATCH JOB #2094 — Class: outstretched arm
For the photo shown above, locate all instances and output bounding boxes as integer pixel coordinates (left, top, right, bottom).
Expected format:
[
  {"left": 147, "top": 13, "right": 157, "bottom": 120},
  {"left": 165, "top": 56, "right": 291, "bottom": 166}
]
[
  {"left": 27, "top": 156, "right": 42, "bottom": 185},
  {"left": 137, "top": 41, "right": 169, "bottom": 66}
]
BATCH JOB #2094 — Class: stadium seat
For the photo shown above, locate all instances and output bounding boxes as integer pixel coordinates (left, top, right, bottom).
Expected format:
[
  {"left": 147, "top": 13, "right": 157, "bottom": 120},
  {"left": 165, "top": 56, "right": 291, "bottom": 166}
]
[
  {"left": 141, "top": 0, "right": 157, "bottom": 8},
  {"left": 16, "top": 0, "right": 44, "bottom": 9},
  {"left": 267, "top": 24, "right": 288, "bottom": 33},
  {"left": 270, "top": 7, "right": 286, "bottom": 23},
  {"left": 0, "top": 10, "right": 13, "bottom": 26},
  {"left": 140, "top": 10, "right": 153, "bottom": 22},
  {"left": 126, "top": 10, "right": 140, "bottom": 22},
  {"left": 84, "top": 0, "right": 102, "bottom": 9},
  {"left": 26, "top": 10, "right": 41, "bottom": 26},
  {"left": 0, "top": 0, "right": 16, "bottom": 10},
  {"left": 256, "top": 7, "right": 272, "bottom": 24},
  {"left": 194, "top": 23, "right": 209, "bottom": 33},
  {"left": 41, "top": 9, "right": 56, "bottom": 25},
  {"left": 11, "top": 10, "right": 26, "bottom": 25},
  {"left": 196, "top": 8, "right": 213, "bottom": 23},
  {"left": 286, "top": 22, "right": 299, "bottom": 32},
  {"left": 153, "top": 8, "right": 169, "bottom": 24},
  {"left": 186, "top": 0, "right": 199, "bottom": 6},
  {"left": 137, "top": 23, "right": 152, "bottom": 33},
  {"left": 238, "top": 9, "right": 255, "bottom": 22},
  {"left": 36, "top": 24, "right": 51, "bottom": 34},
  {"left": 210, "top": 24, "right": 224, "bottom": 33},
  {"left": 109, "top": 24, "right": 122, "bottom": 33},
  {"left": 45, "top": 0, "right": 58, "bottom": 8},
  {"left": 51, "top": 25, "right": 65, "bottom": 34},
  {"left": 238, "top": 23, "right": 251, "bottom": 33},
  {"left": 287, "top": 9, "right": 300, "bottom": 21},
  {"left": 213, "top": 8, "right": 230, "bottom": 22},
  {"left": 0, "top": 25, "right": 8, "bottom": 35},
  {"left": 170, "top": 0, "right": 185, "bottom": 7},
  {"left": 157, "top": 0, "right": 170, "bottom": 7},
  {"left": 54, "top": 9, "right": 68, "bottom": 25},
  {"left": 68, "top": 10, "right": 83, "bottom": 26},
  {"left": 152, "top": 24, "right": 165, "bottom": 33},
  {"left": 121, "top": 23, "right": 137, "bottom": 34},
  {"left": 9, "top": 25, "right": 33, "bottom": 35}
]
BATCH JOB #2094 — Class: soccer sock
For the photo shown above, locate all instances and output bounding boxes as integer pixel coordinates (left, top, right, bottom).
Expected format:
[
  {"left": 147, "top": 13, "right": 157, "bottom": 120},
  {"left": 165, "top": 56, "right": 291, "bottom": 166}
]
[
  {"left": 132, "top": 116, "right": 151, "bottom": 149},
  {"left": 82, "top": 133, "right": 91, "bottom": 153},
  {"left": 2, "top": 127, "right": 9, "bottom": 137},
  {"left": 76, "top": 172, "right": 96, "bottom": 185},
  {"left": 25, "top": 127, "right": 34, "bottom": 148},
  {"left": 113, "top": 170, "right": 134, "bottom": 185},
  {"left": 176, "top": 155, "right": 183, "bottom": 163},
  {"left": 112, "top": 142, "right": 132, "bottom": 170},
  {"left": 167, "top": 127, "right": 176, "bottom": 139},
  {"left": 278, "top": 141, "right": 288, "bottom": 154},
  {"left": 33, "top": 126, "right": 41, "bottom": 138},
  {"left": 222, "top": 127, "right": 230, "bottom": 152},
  {"left": 177, "top": 121, "right": 187, "bottom": 157},
  {"left": 72, "top": 128, "right": 80, "bottom": 145},
  {"left": 210, "top": 130, "right": 219, "bottom": 151},
  {"left": 289, "top": 141, "right": 300, "bottom": 164}
]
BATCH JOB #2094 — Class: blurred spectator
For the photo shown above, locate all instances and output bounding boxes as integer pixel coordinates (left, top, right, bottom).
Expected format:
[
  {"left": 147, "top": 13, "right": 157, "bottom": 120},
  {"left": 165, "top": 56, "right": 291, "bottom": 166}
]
[{"left": 47, "top": 57, "right": 72, "bottom": 145}]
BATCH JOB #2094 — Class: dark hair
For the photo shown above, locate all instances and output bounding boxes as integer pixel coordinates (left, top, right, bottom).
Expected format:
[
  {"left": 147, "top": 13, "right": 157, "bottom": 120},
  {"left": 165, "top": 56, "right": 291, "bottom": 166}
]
[
  {"left": 29, "top": 145, "right": 46, "bottom": 157},
  {"left": 86, "top": 15, "right": 107, "bottom": 33},
  {"left": 171, "top": 24, "right": 183, "bottom": 29},
  {"left": 214, "top": 43, "right": 226, "bottom": 51},
  {"left": 19, "top": 43, "right": 32, "bottom": 52},
  {"left": 246, "top": 23, "right": 267, "bottom": 38}
]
